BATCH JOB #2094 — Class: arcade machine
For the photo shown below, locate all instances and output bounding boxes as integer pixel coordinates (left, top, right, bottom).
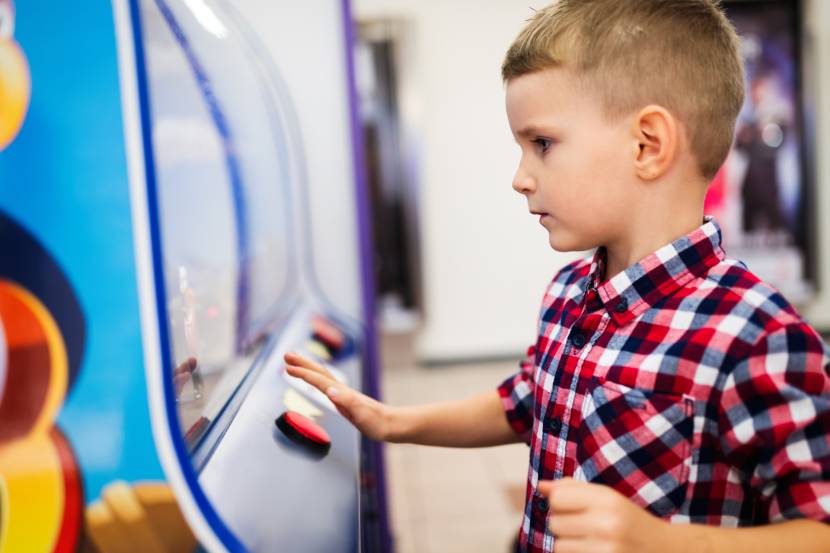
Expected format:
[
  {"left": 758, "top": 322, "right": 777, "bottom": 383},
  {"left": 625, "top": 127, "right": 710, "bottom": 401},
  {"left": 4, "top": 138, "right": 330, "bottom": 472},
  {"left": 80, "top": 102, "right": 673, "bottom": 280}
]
[{"left": 0, "top": 0, "right": 390, "bottom": 551}]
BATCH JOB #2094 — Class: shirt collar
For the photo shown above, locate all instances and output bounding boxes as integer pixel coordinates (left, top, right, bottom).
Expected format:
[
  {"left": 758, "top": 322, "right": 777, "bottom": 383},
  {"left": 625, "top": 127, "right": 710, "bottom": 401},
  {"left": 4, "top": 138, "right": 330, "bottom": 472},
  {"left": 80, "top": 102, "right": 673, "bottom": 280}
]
[{"left": 586, "top": 217, "right": 726, "bottom": 326}]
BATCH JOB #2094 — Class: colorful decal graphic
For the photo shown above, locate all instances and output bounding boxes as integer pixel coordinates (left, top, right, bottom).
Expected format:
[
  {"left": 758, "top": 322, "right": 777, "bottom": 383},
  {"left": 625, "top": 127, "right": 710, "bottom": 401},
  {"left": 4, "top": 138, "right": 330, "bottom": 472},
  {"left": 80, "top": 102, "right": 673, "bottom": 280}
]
[
  {"left": 0, "top": 0, "right": 30, "bottom": 150},
  {"left": 0, "top": 213, "right": 86, "bottom": 553},
  {"left": 0, "top": 214, "right": 197, "bottom": 553},
  {"left": 85, "top": 481, "right": 196, "bottom": 553}
]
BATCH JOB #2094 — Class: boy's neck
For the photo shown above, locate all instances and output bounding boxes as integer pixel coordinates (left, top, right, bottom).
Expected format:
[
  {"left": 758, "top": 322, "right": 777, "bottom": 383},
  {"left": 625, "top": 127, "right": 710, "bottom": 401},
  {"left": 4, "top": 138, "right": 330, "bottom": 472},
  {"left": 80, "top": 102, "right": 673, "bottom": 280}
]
[{"left": 601, "top": 199, "right": 705, "bottom": 285}]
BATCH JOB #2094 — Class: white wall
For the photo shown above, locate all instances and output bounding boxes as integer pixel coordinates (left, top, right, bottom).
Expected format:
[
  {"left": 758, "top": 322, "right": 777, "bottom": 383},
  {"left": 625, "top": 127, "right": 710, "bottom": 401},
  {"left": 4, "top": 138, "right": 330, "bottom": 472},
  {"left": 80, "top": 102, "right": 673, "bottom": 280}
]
[
  {"left": 355, "top": 0, "right": 830, "bottom": 364},
  {"left": 354, "top": 0, "right": 579, "bottom": 362},
  {"left": 802, "top": 0, "right": 830, "bottom": 330}
]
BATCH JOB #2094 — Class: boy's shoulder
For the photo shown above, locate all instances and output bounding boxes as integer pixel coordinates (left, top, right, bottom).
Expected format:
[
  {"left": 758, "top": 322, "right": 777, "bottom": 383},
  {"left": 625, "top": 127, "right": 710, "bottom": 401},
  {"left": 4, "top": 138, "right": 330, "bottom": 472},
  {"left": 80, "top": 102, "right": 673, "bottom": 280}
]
[
  {"left": 698, "top": 258, "right": 830, "bottom": 366},
  {"left": 703, "top": 256, "right": 803, "bottom": 326}
]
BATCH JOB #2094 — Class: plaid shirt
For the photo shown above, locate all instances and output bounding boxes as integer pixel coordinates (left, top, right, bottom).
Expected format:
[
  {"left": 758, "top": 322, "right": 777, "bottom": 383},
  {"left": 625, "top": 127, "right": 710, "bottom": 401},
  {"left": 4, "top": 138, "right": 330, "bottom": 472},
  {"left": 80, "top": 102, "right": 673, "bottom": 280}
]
[{"left": 498, "top": 218, "right": 830, "bottom": 553}]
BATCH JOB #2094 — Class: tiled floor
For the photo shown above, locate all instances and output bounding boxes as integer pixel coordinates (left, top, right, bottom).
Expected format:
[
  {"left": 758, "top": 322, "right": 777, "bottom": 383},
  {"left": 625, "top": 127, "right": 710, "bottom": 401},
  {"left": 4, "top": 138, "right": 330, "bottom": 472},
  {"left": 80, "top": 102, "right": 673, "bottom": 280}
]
[{"left": 379, "top": 332, "right": 528, "bottom": 553}]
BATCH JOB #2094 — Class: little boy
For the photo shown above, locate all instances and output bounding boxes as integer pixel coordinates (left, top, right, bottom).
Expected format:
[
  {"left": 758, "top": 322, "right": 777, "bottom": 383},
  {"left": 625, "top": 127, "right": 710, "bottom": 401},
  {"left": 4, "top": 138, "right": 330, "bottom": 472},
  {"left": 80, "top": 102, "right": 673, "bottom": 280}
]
[{"left": 286, "top": 1, "right": 830, "bottom": 551}]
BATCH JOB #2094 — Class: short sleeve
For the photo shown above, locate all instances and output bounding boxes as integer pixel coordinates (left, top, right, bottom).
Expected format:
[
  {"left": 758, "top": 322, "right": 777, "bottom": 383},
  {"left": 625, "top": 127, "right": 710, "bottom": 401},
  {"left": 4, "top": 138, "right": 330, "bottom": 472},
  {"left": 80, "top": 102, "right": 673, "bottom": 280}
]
[
  {"left": 718, "top": 321, "right": 830, "bottom": 523},
  {"left": 498, "top": 344, "right": 537, "bottom": 445}
]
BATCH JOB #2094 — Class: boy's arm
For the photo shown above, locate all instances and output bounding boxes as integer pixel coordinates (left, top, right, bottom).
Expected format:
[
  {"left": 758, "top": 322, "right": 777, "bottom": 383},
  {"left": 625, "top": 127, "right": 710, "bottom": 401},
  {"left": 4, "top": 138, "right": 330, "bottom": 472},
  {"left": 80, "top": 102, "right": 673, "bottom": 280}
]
[
  {"left": 674, "top": 518, "right": 830, "bottom": 553},
  {"left": 389, "top": 390, "right": 520, "bottom": 447},
  {"left": 283, "top": 352, "right": 521, "bottom": 447},
  {"left": 537, "top": 478, "right": 830, "bottom": 553}
]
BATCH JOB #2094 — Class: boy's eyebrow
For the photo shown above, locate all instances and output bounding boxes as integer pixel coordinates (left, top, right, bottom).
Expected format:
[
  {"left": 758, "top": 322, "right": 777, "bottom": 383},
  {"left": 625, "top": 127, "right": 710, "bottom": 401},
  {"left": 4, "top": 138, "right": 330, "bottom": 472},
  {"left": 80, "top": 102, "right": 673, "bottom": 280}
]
[{"left": 515, "top": 124, "right": 559, "bottom": 138}]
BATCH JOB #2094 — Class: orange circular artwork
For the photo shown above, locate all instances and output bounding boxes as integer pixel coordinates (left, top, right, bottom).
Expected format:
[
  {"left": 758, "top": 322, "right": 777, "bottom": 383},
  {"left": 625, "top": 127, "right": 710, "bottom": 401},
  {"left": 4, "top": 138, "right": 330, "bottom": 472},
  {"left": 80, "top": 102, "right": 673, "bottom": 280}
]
[{"left": 0, "top": 280, "right": 67, "bottom": 444}]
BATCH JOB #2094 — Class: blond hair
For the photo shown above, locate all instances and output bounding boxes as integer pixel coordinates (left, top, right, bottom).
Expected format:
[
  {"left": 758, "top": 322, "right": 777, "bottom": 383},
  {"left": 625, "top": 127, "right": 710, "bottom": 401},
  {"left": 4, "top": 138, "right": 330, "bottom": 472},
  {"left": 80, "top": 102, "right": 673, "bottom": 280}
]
[{"left": 503, "top": 0, "right": 745, "bottom": 179}]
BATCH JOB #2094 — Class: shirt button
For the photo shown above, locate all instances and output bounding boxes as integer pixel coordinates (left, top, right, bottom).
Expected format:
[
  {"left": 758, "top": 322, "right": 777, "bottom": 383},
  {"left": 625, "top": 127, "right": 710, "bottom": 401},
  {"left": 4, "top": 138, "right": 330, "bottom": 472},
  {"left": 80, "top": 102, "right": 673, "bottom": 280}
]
[
  {"left": 537, "top": 496, "right": 550, "bottom": 513},
  {"left": 614, "top": 297, "right": 629, "bottom": 313},
  {"left": 570, "top": 332, "right": 586, "bottom": 348},
  {"left": 547, "top": 417, "right": 562, "bottom": 435}
]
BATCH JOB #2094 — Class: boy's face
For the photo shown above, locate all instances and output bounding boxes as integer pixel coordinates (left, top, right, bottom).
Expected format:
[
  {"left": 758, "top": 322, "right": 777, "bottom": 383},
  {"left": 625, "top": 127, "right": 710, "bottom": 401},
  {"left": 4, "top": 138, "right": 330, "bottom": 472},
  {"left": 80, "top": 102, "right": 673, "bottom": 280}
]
[{"left": 506, "top": 67, "right": 634, "bottom": 252}]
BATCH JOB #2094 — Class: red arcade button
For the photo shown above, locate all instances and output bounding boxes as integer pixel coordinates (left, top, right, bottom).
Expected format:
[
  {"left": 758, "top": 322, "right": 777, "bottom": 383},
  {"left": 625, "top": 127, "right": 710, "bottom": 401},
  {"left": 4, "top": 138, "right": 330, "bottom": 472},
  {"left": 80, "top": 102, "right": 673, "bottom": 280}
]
[
  {"left": 275, "top": 411, "right": 331, "bottom": 455},
  {"left": 311, "top": 315, "right": 345, "bottom": 354}
]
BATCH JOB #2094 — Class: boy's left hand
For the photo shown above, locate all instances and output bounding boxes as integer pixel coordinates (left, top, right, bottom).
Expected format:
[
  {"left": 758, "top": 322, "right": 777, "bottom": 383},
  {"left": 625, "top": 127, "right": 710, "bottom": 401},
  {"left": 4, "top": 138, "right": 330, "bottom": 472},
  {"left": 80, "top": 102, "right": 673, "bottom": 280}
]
[{"left": 538, "top": 478, "right": 672, "bottom": 553}]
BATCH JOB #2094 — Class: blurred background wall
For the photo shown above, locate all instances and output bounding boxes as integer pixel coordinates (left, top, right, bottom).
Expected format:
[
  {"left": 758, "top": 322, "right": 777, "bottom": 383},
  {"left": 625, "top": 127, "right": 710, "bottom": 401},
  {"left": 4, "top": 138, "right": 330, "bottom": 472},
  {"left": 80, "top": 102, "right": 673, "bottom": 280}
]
[
  {"left": 354, "top": 0, "right": 579, "bottom": 363},
  {"left": 803, "top": 0, "right": 830, "bottom": 328}
]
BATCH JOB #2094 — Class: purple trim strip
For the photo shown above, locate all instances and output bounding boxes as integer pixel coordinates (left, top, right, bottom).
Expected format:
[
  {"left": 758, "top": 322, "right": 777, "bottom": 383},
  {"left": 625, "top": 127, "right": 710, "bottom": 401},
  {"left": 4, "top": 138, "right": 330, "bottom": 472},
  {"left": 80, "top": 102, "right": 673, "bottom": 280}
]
[{"left": 340, "top": 0, "right": 392, "bottom": 550}]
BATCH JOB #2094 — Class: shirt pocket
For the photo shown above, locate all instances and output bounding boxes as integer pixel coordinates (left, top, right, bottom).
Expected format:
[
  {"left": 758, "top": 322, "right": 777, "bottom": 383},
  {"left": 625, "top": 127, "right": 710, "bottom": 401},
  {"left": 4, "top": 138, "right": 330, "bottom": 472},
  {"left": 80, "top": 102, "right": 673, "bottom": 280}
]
[{"left": 574, "top": 379, "right": 695, "bottom": 517}]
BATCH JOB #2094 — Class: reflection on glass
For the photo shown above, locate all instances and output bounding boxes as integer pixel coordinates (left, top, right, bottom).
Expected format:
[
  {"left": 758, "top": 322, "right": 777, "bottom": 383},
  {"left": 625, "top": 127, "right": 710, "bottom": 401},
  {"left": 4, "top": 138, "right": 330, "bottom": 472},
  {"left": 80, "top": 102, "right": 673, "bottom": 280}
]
[
  {"left": 140, "top": 0, "right": 299, "bottom": 448},
  {"left": 175, "top": 267, "right": 203, "bottom": 402},
  {"left": 173, "top": 356, "right": 199, "bottom": 397}
]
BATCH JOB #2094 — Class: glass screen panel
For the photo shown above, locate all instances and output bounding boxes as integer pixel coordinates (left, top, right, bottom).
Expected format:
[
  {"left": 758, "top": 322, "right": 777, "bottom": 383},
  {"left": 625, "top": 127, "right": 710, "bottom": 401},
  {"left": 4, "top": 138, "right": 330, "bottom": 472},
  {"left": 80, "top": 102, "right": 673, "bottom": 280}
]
[{"left": 140, "top": 0, "right": 298, "bottom": 446}]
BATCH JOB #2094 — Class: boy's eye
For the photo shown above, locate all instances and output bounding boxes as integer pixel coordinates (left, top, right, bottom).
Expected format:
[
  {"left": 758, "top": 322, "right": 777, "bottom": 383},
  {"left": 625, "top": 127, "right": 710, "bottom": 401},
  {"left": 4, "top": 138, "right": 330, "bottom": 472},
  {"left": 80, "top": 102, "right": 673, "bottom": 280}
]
[{"left": 533, "top": 138, "right": 553, "bottom": 153}]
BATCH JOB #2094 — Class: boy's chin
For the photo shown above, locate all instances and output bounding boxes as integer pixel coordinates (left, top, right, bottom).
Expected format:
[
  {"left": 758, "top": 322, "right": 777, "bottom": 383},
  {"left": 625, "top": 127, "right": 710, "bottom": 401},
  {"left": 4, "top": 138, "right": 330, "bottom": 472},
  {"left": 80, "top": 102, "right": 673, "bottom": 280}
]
[{"left": 547, "top": 231, "right": 587, "bottom": 253}]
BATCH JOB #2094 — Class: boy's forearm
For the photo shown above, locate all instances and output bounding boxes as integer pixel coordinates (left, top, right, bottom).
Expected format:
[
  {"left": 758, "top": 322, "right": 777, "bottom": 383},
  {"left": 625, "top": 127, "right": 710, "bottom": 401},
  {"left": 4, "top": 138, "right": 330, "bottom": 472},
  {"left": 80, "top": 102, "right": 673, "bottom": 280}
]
[
  {"left": 669, "top": 519, "right": 830, "bottom": 553},
  {"left": 385, "top": 390, "right": 521, "bottom": 447}
]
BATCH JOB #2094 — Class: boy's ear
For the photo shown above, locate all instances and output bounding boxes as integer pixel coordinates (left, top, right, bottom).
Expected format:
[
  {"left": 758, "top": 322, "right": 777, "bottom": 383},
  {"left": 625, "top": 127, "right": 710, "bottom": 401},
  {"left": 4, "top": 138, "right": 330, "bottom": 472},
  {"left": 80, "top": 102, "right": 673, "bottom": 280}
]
[{"left": 631, "top": 105, "right": 678, "bottom": 181}]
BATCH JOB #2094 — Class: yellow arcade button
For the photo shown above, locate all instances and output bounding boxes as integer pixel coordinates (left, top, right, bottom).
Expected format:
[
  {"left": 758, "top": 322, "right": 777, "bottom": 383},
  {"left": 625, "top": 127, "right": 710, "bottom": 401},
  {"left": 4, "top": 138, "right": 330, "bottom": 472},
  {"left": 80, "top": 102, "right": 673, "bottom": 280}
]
[{"left": 304, "top": 339, "right": 331, "bottom": 362}]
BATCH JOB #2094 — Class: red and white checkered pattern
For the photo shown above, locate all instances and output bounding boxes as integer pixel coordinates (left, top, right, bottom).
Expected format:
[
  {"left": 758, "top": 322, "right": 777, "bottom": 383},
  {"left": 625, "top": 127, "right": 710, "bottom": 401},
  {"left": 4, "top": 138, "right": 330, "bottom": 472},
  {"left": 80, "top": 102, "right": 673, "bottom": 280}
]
[{"left": 498, "top": 218, "right": 830, "bottom": 552}]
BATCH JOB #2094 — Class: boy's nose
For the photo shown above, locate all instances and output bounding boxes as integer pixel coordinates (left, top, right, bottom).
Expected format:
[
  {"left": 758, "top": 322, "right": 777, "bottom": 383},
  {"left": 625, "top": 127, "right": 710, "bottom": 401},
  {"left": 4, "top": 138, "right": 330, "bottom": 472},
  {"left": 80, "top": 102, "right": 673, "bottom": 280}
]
[{"left": 512, "top": 169, "right": 535, "bottom": 195}]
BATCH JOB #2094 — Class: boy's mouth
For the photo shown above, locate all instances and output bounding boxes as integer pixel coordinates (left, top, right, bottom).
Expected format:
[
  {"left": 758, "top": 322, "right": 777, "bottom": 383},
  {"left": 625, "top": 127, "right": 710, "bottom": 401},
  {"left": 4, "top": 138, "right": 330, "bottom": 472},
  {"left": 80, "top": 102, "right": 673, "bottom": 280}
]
[{"left": 530, "top": 210, "right": 550, "bottom": 223}]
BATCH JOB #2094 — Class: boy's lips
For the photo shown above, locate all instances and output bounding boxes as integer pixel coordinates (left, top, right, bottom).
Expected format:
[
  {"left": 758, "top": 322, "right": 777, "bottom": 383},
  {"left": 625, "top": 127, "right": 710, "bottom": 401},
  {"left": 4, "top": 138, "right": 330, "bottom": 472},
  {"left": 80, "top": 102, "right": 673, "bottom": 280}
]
[{"left": 530, "top": 210, "right": 551, "bottom": 223}]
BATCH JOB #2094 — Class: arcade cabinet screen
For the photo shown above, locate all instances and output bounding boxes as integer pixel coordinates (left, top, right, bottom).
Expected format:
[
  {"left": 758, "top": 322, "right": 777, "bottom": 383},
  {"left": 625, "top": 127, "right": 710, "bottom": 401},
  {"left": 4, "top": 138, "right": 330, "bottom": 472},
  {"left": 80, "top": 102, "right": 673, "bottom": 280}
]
[{"left": 139, "top": 0, "right": 297, "bottom": 449}]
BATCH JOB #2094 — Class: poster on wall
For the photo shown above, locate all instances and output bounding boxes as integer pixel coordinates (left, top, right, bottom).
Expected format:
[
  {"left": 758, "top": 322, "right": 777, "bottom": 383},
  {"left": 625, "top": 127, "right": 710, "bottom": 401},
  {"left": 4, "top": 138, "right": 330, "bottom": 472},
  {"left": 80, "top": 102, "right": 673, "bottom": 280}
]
[{"left": 709, "top": 0, "right": 813, "bottom": 302}]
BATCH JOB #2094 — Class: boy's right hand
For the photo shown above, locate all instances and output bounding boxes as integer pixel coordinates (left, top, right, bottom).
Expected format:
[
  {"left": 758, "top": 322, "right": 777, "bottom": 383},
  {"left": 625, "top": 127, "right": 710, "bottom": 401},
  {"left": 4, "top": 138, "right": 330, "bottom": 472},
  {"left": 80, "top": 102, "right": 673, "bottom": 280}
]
[{"left": 283, "top": 352, "right": 394, "bottom": 442}]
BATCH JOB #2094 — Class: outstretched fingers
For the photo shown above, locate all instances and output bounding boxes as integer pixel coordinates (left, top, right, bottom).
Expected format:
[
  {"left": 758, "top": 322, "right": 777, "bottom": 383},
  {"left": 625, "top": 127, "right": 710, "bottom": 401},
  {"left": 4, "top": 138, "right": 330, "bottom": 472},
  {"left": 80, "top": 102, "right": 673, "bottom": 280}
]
[
  {"left": 285, "top": 364, "right": 337, "bottom": 395},
  {"left": 284, "top": 352, "right": 364, "bottom": 421},
  {"left": 284, "top": 351, "right": 336, "bottom": 378}
]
